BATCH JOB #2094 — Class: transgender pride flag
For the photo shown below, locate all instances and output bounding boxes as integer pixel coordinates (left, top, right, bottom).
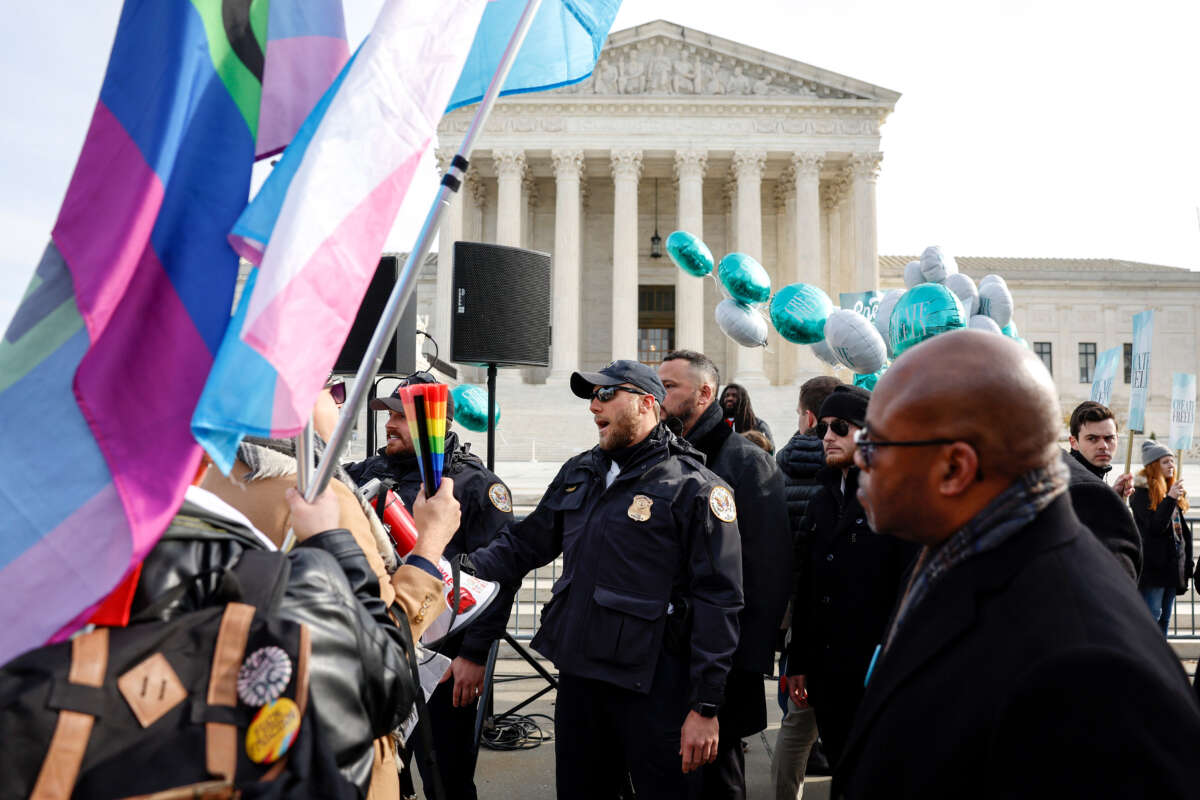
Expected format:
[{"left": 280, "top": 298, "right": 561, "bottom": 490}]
[
  {"left": 0, "top": 0, "right": 345, "bottom": 665},
  {"left": 193, "top": 0, "right": 490, "bottom": 472}
]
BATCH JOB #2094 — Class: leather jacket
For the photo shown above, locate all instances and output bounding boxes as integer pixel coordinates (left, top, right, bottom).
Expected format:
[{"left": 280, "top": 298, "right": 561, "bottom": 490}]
[{"left": 131, "top": 494, "right": 416, "bottom": 795}]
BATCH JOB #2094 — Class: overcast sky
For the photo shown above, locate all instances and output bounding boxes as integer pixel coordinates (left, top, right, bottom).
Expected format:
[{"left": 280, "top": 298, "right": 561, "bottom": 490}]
[{"left": 3, "top": 0, "right": 1198, "bottom": 330}]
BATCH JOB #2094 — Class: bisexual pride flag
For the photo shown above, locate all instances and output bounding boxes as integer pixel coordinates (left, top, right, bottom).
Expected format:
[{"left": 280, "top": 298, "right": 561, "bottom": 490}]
[{"left": 0, "top": 0, "right": 345, "bottom": 665}]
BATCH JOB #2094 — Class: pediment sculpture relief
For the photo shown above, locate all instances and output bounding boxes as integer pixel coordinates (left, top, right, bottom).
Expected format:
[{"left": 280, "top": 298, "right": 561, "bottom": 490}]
[{"left": 554, "top": 37, "right": 864, "bottom": 99}]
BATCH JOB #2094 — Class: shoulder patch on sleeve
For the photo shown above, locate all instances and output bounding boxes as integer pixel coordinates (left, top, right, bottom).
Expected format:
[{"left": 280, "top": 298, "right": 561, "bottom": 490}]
[
  {"left": 488, "top": 483, "right": 513, "bottom": 513},
  {"left": 709, "top": 485, "right": 737, "bottom": 523}
]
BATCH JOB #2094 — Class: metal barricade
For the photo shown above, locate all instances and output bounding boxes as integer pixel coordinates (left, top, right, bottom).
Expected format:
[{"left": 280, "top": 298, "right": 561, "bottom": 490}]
[{"left": 1166, "top": 514, "right": 1200, "bottom": 640}]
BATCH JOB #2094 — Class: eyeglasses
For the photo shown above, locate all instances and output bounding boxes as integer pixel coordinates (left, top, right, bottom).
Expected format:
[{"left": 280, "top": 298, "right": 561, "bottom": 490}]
[
  {"left": 852, "top": 426, "right": 962, "bottom": 470},
  {"left": 591, "top": 385, "right": 648, "bottom": 402},
  {"left": 326, "top": 378, "right": 346, "bottom": 406},
  {"left": 815, "top": 419, "right": 853, "bottom": 439}
]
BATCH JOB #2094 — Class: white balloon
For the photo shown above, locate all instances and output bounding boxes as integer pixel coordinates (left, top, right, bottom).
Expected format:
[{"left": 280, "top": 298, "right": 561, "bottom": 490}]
[
  {"left": 715, "top": 299, "right": 768, "bottom": 348},
  {"left": 978, "top": 273, "right": 1008, "bottom": 288},
  {"left": 810, "top": 337, "right": 841, "bottom": 368},
  {"left": 919, "top": 246, "right": 958, "bottom": 284},
  {"left": 874, "top": 289, "right": 904, "bottom": 356},
  {"left": 903, "top": 260, "right": 924, "bottom": 288},
  {"left": 967, "top": 314, "right": 1003, "bottom": 334},
  {"left": 944, "top": 273, "right": 979, "bottom": 317},
  {"left": 824, "top": 309, "right": 888, "bottom": 374},
  {"left": 977, "top": 280, "right": 1014, "bottom": 328}
]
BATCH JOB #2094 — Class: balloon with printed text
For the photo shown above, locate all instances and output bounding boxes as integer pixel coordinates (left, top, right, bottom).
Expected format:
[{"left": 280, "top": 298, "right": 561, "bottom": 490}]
[
  {"left": 666, "top": 230, "right": 714, "bottom": 277},
  {"left": 769, "top": 283, "right": 833, "bottom": 344},
  {"left": 889, "top": 283, "right": 967, "bottom": 357}
]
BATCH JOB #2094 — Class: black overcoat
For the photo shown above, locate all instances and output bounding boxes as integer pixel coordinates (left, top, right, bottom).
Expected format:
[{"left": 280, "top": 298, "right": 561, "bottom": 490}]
[{"left": 836, "top": 495, "right": 1200, "bottom": 799}]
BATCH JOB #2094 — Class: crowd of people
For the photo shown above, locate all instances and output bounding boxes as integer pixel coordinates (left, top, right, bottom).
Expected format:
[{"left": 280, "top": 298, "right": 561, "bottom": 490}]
[{"left": 4, "top": 330, "right": 1200, "bottom": 799}]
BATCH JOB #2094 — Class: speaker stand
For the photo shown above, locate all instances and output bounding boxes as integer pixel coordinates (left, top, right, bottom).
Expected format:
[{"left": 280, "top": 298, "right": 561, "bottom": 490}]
[{"left": 472, "top": 363, "right": 559, "bottom": 761}]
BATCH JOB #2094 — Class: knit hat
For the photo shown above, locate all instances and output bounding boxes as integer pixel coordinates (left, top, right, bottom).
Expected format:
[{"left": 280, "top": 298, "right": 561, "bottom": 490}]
[
  {"left": 1141, "top": 439, "right": 1172, "bottom": 467},
  {"left": 818, "top": 385, "right": 870, "bottom": 428}
]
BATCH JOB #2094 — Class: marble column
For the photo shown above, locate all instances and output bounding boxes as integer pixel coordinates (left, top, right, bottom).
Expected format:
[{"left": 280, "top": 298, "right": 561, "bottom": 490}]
[
  {"left": 673, "top": 150, "right": 707, "bottom": 352},
  {"left": 433, "top": 148, "right": 462, "bottom": 353},
  {"left": 849, "top": 152, "right": 882, "bottom": 293},
  {"left": 610, "top": 149, "right": 642, "bottom": 362},
  {"left": 494, "top": 149, "right": 525, "bottom": 247},
  {"left": 522, "top": 171, "right": 539, "bottom": 249},
  {"left": 550, "top": 149, "right": 584, "bottom": 379},
  {"left": 837, "top": 169, "right": 854, "bottom": 300},
  {"left": 774, "top": 171, "right": 795, "bottom": 385},
  {"left": 731, "top": 150, "right": 768, "bottom": 385},
  {"left": 823, "top": 183, "right": 841, "bottom": 299},
  {"left": 791, "top": 152, "right": 825, "bottom": 381}
]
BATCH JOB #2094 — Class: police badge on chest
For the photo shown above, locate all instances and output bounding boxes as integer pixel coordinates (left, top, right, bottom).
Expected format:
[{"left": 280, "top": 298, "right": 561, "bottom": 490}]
[{"left": 627, "top": 494, "right": 653, "bottom": 522}]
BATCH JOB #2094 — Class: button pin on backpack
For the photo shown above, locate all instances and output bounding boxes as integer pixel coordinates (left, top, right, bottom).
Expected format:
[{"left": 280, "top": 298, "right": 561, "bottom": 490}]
[
  {"left": 236, "top": 646, "right": 293, "bottom": 707},
  {"left": 117, "top": 652, "right": 188, "bottom": 728}
]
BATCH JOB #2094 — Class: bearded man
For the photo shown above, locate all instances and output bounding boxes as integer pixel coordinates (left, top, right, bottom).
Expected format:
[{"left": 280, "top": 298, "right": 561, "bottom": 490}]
[{"left": 784, "top": 385, "right": 918, "bottom": 767}]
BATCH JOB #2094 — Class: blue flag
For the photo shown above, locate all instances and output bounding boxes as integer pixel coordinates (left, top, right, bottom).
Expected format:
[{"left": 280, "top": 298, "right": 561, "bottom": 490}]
[{"left": 446, "top": 0, "right": 623, "bottom": 112}]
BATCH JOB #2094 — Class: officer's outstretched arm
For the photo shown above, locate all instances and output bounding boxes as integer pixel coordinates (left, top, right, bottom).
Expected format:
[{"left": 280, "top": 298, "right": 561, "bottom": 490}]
[
  {"left": 685, "top": 484, "right": 744, "bottom": 709},
  {"left": 467, "top": 473, "right": 567, "bottom": 584}
]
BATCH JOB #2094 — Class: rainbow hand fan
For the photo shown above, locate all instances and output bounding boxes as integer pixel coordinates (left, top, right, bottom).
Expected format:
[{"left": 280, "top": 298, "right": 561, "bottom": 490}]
[{"left": 397, "top": 383, "right": 448, "bottom": 497}]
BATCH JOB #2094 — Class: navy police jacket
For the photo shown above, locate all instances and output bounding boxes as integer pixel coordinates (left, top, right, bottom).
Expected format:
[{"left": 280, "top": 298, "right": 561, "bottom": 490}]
[{"left": 470, "top": 424, "right": 744, "bottom": 707}]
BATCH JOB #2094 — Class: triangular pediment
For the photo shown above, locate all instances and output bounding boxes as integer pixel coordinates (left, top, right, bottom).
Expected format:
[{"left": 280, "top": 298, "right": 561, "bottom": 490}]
[{"left": 551, "top": 20, "right": 900, "bottom": 103}]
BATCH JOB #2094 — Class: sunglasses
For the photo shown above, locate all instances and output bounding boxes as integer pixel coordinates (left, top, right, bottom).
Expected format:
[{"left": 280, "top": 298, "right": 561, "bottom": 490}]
[
  {"left": 591, "top": 385, "right": 648, "bottom": 402},
  {"left": 326, "top": 379, "right": 346, "bottom": 406},
  {"left": 852, "top": 426, "right": 964, "bottom": 472},
  {"left": 815, "top": 419, "right": 853, "bottom": 438}
]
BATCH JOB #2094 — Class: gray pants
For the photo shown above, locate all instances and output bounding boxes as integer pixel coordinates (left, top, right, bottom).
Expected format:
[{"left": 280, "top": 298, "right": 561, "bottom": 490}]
[{"left": 771, "top": 701, "right": 819, "bottom": 800}]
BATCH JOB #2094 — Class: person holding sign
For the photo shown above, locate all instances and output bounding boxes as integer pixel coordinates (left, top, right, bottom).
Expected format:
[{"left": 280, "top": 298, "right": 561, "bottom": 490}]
[
  {"left": 1132, "top": 441, "right": 1192, "bottom": 636},
  {"left": 1067, "top": 402, "right": 1134, "bottom": 498}
]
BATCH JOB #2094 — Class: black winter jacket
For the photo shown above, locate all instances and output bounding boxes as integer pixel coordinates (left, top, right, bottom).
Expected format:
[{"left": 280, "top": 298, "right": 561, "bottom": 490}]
[
  {"left": 470, "top": 424, "right": 744, "bottom": 707},
  {"left": 776, "top": 430, "right": 825, "bottom": 539},
  {"left": 685, "top": 402, "right": 791, "bottom": 676},
  {"left": 131, "top": 494, "right": 418, "bottom": 795},
  {"left": 685, "top": 402, "right": 791, "bottom": 737},
  {"left": 346, "top": 431, "right": 517, "bottom": 664},
  {"left": 1061, "top": 450, "right": 1142, "bottom": 581},
  {"left": 1132, "top": 484, "right": 1194, "bottom": 592}
]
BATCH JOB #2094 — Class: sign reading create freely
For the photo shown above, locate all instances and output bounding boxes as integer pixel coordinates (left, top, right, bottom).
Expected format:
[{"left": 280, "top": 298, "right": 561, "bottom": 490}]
[
  {"left": 840, "top": 291, "right": 881, "bottom": 323},
  {"left": 1169, "top": 373, "right": 1196, "bottom": 451},
  {"left": 1089, "top": 346, "right": 1122, "bottom": 407},
  {"left": 1127, "top": 310, "right": 1154, "bottom": 433}
]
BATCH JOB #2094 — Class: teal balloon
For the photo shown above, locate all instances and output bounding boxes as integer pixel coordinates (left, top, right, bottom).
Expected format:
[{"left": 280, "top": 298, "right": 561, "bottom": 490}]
[
  {"left": 1001, "top": 320, "right": 1019, "bottom": 338},
  {"left": 718, "top": 252, "right": 771, "bottom": 304},
  {"left": 888, "top": 283, "right": 966, "bottom": 357},
  {"left": 450, "top": 384, "right": 499, "bottom": 432},
  {"left": 666, "top": 230, "right": 714, "bottom": 277},
  {"left": 769, "top": 283, "right": 833, "bottom": 344},
  {"left": 853, "top": 368, "right": 885, "bottom": 391}
]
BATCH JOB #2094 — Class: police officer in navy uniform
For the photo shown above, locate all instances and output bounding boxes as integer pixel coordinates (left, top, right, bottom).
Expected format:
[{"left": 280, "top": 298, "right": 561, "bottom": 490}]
[
  {"left": 346, "top": 372, "right": 516, "bottom": 800},
  {"left": 466, "top": 360, "right": 744, "bottom": 800}
]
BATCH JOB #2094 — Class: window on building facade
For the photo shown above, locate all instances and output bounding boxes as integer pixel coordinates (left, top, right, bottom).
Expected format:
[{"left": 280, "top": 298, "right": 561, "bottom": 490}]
[
  {"left": 1033, "top": 342, "right": 1052, "bottom": 375},
  {"left": 1123, "top": 342, "right": 1132, "bottom": 384},
  {"left": 637, "top": 285, "right": 675, "bottom": 365},
  {"left": 1078, "top": 342, "right": 1097, "bottom": 384}
]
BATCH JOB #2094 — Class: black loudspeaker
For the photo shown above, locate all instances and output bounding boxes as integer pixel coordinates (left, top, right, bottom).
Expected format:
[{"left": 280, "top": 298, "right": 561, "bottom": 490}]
[
  {"left": 334, "top": 254, "right": 417, "bottom": 375},
  {"left": 451, "top": 242, "right": 551, "bottom": 367}
]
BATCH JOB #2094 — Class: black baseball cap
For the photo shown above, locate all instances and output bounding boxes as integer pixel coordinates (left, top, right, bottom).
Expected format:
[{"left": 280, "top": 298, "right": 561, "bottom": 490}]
[
  {"left": 369, "top": 371, "right": 455, "bottom": 421},
  {"left": 570, "top": 360, "right": 666, "bottom": 404}
]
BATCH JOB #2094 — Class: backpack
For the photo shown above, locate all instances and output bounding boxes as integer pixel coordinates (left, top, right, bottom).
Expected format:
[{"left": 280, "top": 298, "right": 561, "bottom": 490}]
[{"left": 0, "top": 518, "right": 357, "bottom": 800}]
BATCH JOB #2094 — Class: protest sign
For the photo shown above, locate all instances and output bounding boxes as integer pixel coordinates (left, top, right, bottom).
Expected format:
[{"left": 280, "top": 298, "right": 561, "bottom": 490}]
[{"left": 1090, "top": 346, "right": 1122, "bottom": 407}]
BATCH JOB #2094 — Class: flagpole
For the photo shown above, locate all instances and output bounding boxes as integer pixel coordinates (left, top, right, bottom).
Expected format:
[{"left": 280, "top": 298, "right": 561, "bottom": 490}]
[
  {"left": 308, "top": 0, "right": 546, "bottom": 501},
  {"left": 283, "top": 415, "right": 316, "bottom": 550}
]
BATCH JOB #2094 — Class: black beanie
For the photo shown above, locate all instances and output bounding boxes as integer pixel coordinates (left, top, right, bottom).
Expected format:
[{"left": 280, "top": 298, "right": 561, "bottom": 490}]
[{"left": 818, "top": 385, "right": 870, "bottom": 427}]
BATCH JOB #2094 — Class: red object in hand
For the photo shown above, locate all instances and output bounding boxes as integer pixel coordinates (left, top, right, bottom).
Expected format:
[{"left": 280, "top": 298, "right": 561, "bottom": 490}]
[{"left": 377, "top": 489, "right": 419, "bottom": 556}]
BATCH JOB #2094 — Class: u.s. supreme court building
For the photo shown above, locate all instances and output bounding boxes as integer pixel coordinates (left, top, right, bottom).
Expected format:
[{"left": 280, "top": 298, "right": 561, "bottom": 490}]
[{"left": 411, "top": 20, "right": 1199, "bottom": 455}]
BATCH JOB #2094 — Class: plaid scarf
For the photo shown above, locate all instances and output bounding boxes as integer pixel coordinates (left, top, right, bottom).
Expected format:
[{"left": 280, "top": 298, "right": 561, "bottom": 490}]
[{"left": 884, "top": 458, "right": 1068, "bottom": 652}]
